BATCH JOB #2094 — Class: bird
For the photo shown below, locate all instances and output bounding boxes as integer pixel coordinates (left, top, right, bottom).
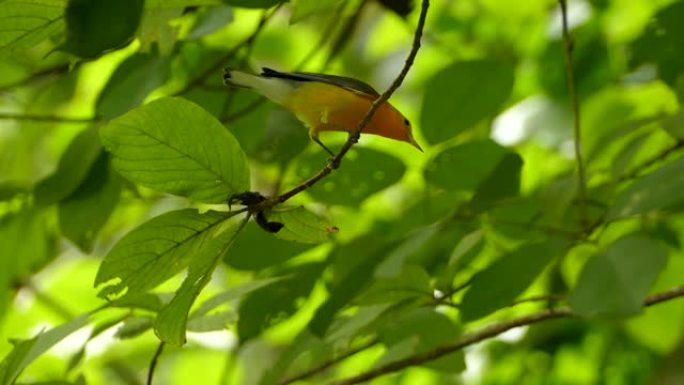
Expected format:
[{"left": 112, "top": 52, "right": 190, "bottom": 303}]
[{"left": 223, "top": 67, "right": 422, "bottom": 156}]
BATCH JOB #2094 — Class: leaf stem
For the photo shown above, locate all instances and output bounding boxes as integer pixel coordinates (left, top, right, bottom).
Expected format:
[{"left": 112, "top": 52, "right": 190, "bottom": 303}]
[{"left": 146, "top": 342, "right": 165, "bottom": 385}]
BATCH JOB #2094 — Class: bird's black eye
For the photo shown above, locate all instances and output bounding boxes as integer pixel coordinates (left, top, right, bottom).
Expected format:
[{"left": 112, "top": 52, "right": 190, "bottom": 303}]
[{"left": 403, "top": 117, "right": 410, "bottom": 126}]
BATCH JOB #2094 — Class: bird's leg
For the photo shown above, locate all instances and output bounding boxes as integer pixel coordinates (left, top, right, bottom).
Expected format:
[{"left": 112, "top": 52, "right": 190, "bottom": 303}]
[{"left": 311, "top": 134, "right": 336, "bottom": 157}]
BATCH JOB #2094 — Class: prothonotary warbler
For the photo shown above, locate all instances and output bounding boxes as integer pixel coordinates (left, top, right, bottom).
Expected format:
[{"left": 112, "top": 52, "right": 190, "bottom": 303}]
[{"left": 223, "top": 67, "right": 423, "bottom": 155}]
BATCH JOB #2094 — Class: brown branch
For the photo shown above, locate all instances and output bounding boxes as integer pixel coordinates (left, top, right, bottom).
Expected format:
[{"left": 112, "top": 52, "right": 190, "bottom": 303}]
[
  {"left": 279, "top": 339, "right": 379, "bottom": 385},
  {"left": 329, "top": 285, "right": 684, "bottom": 385},
  {"left": 176, "top": 4, "right": 281, "bottom": 96},
  {"left": 559, "top": 0, "right": 587, "bottom": 223},
  {"left": 0, "top": 113, "right": 99, "bottom": 123},
  {"left": 146, "top": 342, "right": 165, "bottom": 385},
  {"left": 272, "top": 0, "right": 430, "bottom": 206}
]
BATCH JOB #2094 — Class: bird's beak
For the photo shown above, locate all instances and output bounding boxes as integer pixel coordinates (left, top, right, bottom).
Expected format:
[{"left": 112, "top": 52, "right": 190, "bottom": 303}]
[{"left": 408, "top": 134, "right": 424, "bottom": 152}]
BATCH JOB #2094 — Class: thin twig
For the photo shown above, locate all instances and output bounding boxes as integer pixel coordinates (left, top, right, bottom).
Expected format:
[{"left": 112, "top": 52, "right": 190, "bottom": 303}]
[
  {"left": 0, "top": 113, "right": 99, "bottom": 123},
  {"left": 273, "top": 0, "right": 430, "bottom": 206},
  {"left": 0, "top": 63, "right": 71, "bottom": 92},
  {"left": 146, "top": 342, "right": 166, "bottom": 385},
  {"left": 176, "top": 5, "right": 281, "bottom": 96},
  {"left": 614, "top": 139, "right": 684, "bottom": 184},
  {"left": 329, "top": 285, "right": 684, "bottom": 385},
  {"left": 280, "top": 339, "right": 379, "bottom": 385},
  {"left": 559, "top": 0, "right": 587, "bottom": 223}
]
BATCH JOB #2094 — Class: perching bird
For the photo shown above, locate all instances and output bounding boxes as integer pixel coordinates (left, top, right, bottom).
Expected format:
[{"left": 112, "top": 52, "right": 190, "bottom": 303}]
[{"left": 223, "top": 67, "right": 422, "bottom": 155}]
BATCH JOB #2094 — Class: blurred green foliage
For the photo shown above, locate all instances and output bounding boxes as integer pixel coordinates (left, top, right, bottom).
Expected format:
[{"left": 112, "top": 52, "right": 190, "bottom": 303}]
[{"left": 1, "top": 0, "right": 684, "bottom": 384}]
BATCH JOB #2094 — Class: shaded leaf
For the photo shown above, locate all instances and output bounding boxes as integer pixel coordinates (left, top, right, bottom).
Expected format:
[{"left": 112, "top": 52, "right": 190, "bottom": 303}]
[
  {"left": 238, "top": 263, "right": 324, "bottom": 342},
  {"left": 59, "top": 153, "right": 121, "bottom": 252},
  {"left": 470, "top": 152, "right": 523, "bottom": 212},
  {"left": 461, "top": 239, "right": 567, "bottom": 322},
  {"left": 609, "top": 155, "right": 684, "bottom": 219},
  {"left": 424, "top": 140, "right": 508, "bottom": 192},
  {"left": 96, "top": 51, "right": 171, "bottom": 118},
  {"left": 224, "top": 220, "right": 312, "bottom": 271},
  {"left": 570, "top": 234, "right": 668, "bottom": 318},
  {"left": 190, "top": 278, "right": 282, "bottom": 319},
  {"left": 101, "top": 97, "right": 250, "bottom": 203},
  {"left": 377, "top": 308, "right": 465, "bottom": 373},
  {"left": 290, "top": 0, "right": 342, "bottom": 23},
  {"left": 0, "top": 0, "right": 65, "bottom": 58},
  {"left": 62, "top": 0, "right": 144, "bottom": 58},
  {"left": 35, "top": 126, "right": 102, "bottom": 206},
  {"left": 115, "top": 317, "right": 153, "bottom": 339},
  {"left": 223, "top": 0, "right": 283, "bottom": 9},
  {"left": 187, "top": 5, "right": 233, "bottom": 40},
  {"left": 293, "top": 147, "right": 405, "bottom": 206},
  {"left": 421, "top": 60, "right": 514, "bottom": 144},
  {"left": 357, "top": 265, "right": 432, "bottom": 305}
]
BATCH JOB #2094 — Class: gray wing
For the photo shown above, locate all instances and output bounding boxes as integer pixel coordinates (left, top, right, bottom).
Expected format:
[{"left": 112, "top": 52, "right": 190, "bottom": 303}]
[{"left": 260, "top": 67, "right": 380, "bottom": 97}]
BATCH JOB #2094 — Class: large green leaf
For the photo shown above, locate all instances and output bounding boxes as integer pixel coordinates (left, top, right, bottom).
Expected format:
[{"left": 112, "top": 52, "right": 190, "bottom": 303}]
[
  {"left": 609, "top": 155, "right": 684, "bottom": 219},
  {"left": 469, "top": 152, "right": 523, "bottom": 212},
  {"left": 0, "top": 0, "right": 65, "bottom": 58},
  {"left": 62, "top": 0, "right": 144, "bottom": 58},
  {"left": 96, "top": 52, "right": 171, "bottom": 118},
  {"left": 100, "top": 97, "right": 249, "bottom": 203},
  {"left": 461, "top": 239, "right": 567, "bottom": 322},
  {"left": 424, "top": 140, "right": 508, "bottom": 192},
  {"left": 570, "top": 234, "right": 669, "bottom": 318},
  {"left": 95, "top": 209, "right": 242, "bottom": 299},
  {"left": 0, "top": 314, "right": 90, "bottom": 385},
  {"left": 290, "top": 0, "right": 342, "bottom": 23},
  {"left": 293, "top": 147, "right": 405, "bottom": 206},
  {"left": 58, "top": 153, "right": 122, "bottom": 252},
  {"left": 421, "top": 60, "right": 514, "bottom": 144},
  {"left": 377, "top": 308, "right": 464, "bottom": 373},
  {"left": 155, "top": 213, "right": 247, "bottom": 345},
  {"left": 34, "top": 126, "right": 102, "bottom": 206}
]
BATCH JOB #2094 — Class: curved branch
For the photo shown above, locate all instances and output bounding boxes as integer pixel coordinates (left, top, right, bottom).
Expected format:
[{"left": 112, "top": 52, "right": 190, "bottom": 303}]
[
  {"left": 329, "top": 285, "right": 684, "bottom": 385},
  {"left": 273, "top": 0, "right": 430, "bottom": 205}
]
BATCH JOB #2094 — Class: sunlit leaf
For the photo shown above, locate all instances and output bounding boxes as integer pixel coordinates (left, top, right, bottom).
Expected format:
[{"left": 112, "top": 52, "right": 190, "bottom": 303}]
[
  {"left": 0, "top": 0, "right": 65, "bottom": 58},
  {"left": 101, "top": 97, "right": 250, "bottom": 203},
  {"left": 267, "top": 206, "right": 336, "bottom": 244},
  {"left": 570, "top": 234, "right": 668, "bottom": 318},
  {"left": 223, "top": 0, "right": 283, "bottom": 9},
  {"left": 95, "top": 209, "right": 243, "bottom": 298},
  {"left": 290, "top": 0, "right": 342, "bottom": 23},
  {"left": 461, "top": 239, "right": 568, "bottom": 322},
  {"left": 421, "top": 60, "right": 514, "bottom": 144}
]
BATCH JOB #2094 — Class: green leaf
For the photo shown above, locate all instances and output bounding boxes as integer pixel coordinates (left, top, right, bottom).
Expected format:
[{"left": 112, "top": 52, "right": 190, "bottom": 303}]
[
  {"left": 0, "top": 0, "right": 66, "bottom": 58},
  {"left": 461, "top": 239, "right": 567, "bottom": 322},
  {"left": 62, "top": 0, "right": 144, "bottom": 59},
  {"left": 267, "top": 206, "right": 336, "bottom": 244},
  {"left": 115, "top": 317, "right": 154, "bottom": 339},
  {"left": 309, "top": 238, "right": 395, "bottom": 337},
  {"left": 357, "top": 265, "right": 432, "bottom": 305},
  {"left": 0, "top": 314, "right": 90, "bottom": 385},
  {"left": 609, "top": 155, "right": 684, "bottom": 219},
  {"left": 59, "top": 153, "right": 121, "bottom": 252},
  {"left": 187, "top": 311, "right": 237, "bottom": 332},
  {"left": 421, "top": 60, "right": 514, "bottom": 144},
  {"left": 0, "top": 207, "right": 54, "bottom": 316},
  {"left": 35, "top": 126, "right": 102, "bottom": 206},
  {"left": 290, "top": 0, "right": 342, "bottom": 23},
  {"left": 470, "top": 152, "right": 523, "bottom": 211},
  {"left": 223, "top": 0, "right": 283, "bottom": 9},
  {"left": 293, "top": 147, "right": 405, "bottom": 206},
  {"left": 187, "top": 5, "right": 233, "bottom": 40},
  {"left": 96, "top": 52, "right": 171, "bottom": 119},
  {"left": 224, "top": 220, "right": 312, "bottom": 270},
  {"left": 630, "top": 1, "right": 684, "bottom": 86},
  {"left": 377, "top": 308, "right": 464, "bottom": 373},
  {"left": 238, "top": 263, "right": 324, "bottom": 342},
  {"left": 251, "top": 106, "right": 309, "bottom": 163},
  {"left": 95, "top": 209, "right": 243, "bottom": 299},
  {"left": 190, "top": 278, "right": 282, "bottom": 319},
  {"left": 424, "top": 140, "right": 508, "bottom": 191},
  {"left": 155, "top": 213, "right": 246, "bottom": 345},
  {"left": 101, "top": 97, "right": 250, "bottom": 203},
  {"left": 570, "top": 234, "right": 669, "bottom": 318}
]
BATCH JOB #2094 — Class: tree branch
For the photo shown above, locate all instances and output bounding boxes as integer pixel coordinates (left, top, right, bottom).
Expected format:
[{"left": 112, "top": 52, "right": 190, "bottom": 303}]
[
  {"left": 272, "top": 0, "right": 430, "bottom": 206},
  {"left": 329, "top": 285, "right": 684, "bottom": 385},
  {"left": 558, "top": 0, "right": 587, "bottom": 223},
  {"left": 0, "top": 113, "right": 99, "bottom": 123},
  {"left": 146, "top": 342, "right": 165, "bottom": 385}
]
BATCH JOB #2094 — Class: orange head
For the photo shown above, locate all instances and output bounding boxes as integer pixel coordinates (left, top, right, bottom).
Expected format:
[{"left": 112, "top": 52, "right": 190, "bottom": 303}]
[{"left": 364, "top": 101, "right": 423, "bottom": 152}]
